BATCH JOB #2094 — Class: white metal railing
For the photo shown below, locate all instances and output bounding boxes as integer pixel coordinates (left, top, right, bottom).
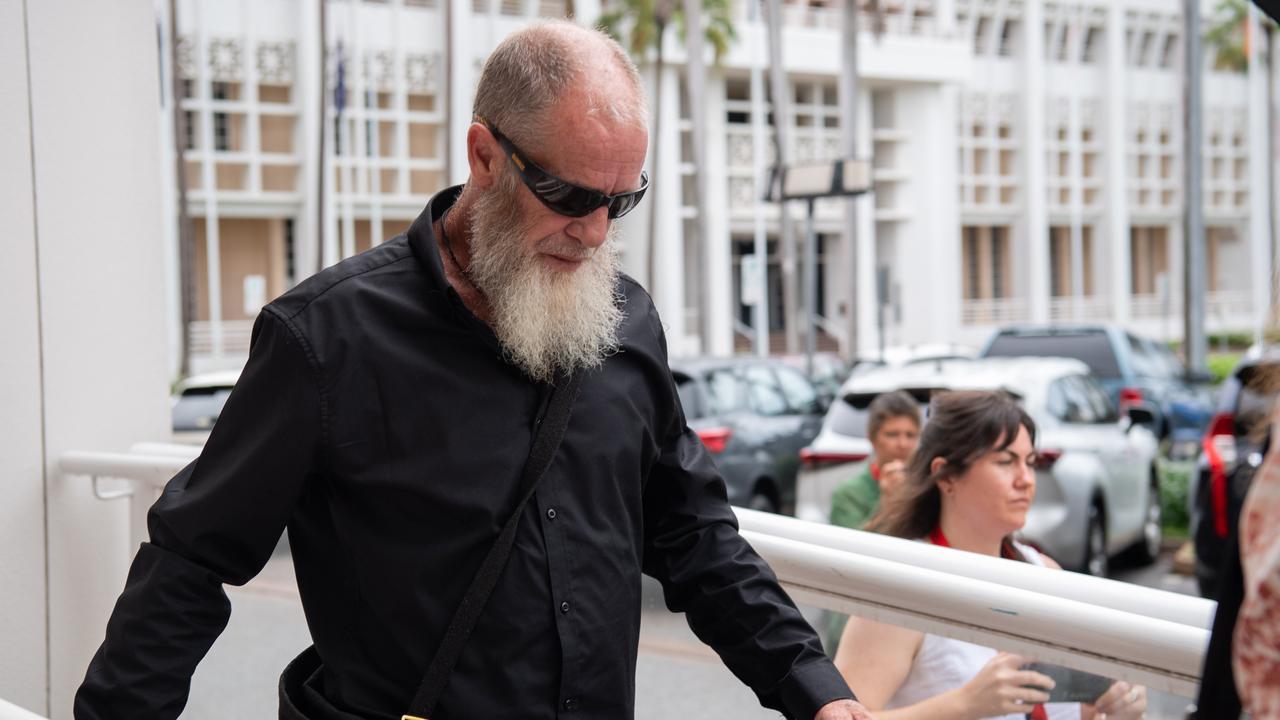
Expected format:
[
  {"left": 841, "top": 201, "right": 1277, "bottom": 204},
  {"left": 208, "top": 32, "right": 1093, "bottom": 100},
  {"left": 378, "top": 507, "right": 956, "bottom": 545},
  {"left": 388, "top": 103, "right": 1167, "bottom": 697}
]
[
  {"left": 188, "top": 319, "right": 254, "bottom": 357},
  {"left": 735, "top": 508, "right": 1213, "bottom": 698},
  {"left": 961, "top": 297, "right": 1032, "bottom": 325},
  {"left": 58, "top": 447, "right": 1213, "bottom": 701},
  {"left": 1048, "top": 295, "right": 1113, "bottom": 322},
  {"left": 60, "top": 445, "right": 195, "bottom": 546},
  {"left": 0, "top": 698, "right": 47, "bottom": 720}
]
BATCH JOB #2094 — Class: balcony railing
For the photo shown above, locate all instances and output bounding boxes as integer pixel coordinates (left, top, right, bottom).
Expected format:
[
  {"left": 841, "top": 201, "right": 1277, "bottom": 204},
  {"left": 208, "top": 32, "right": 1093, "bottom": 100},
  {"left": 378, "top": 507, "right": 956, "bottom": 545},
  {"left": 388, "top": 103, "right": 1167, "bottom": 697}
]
[
  {"left": 1048, "top": 295, "right": 1112, "bottom": 322},
  {"left": 961, "top": 296, "right": 1031, "bottom": 325},
  {"left": 189, "top": 319, "right": 254, "bottom": 359}
]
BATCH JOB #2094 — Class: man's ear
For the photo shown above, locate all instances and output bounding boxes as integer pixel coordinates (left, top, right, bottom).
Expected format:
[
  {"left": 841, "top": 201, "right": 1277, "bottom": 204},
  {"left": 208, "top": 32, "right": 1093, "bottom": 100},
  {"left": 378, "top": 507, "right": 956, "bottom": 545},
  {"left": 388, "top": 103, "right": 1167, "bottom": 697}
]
[{"left": 466, "top": 123, "right": 501, "bottom": 189}]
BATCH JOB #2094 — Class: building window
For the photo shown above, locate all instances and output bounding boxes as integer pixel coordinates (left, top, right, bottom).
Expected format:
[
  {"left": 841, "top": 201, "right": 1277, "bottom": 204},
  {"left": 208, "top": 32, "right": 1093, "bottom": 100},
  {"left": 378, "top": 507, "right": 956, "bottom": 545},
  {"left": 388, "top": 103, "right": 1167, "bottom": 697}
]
[
  {"left": 1207, "top": 226, "right": 1245, "bottom": 293},
  {"left": 212, "top": 81, "right": 231, "bottom": 152},
  {"left": 1049, "top": 225, "right": 1095, "bottom": 297},
  {"left": 962, "top": 225, "right": 1011, "bottom": 300},
  {"left": 1128, "top": 104, "right": 1179, "bottom": 212},
  {"left": 959, "top": 93, "right": 1018, "bottom": 211},
  {"left": 1130, "top": 226, "right": 1169, "bottom": 296}
]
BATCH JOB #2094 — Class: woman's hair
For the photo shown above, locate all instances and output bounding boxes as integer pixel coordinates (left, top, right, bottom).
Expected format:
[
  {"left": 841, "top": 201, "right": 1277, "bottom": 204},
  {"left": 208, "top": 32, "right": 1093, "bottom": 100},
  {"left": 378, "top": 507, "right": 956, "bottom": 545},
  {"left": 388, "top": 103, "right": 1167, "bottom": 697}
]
[
  {"left": 865, "top": 390, "right": 1037, "bottom": 544},
  {"left": 866, "top": 390, "right": 922, "bottom": 441}
]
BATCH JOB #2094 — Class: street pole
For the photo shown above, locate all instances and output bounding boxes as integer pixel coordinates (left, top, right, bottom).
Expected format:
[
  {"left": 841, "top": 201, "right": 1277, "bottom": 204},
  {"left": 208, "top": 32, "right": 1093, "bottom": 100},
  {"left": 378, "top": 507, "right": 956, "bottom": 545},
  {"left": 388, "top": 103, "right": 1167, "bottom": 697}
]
[
  {"left": 764, "top": 0, "right": 800, "bottom": 354},
  {"left": 839, "top": 0, "right": 860, "bottom": 361},
  {"left": 1183, "top": 0, "right": 1207, "bottom": 372},
  {"left": 805, "top": 199, "right": 817, "bottom": 378},
  {"left": 750, "top": 0, "right": 771, "bottom": 357}
]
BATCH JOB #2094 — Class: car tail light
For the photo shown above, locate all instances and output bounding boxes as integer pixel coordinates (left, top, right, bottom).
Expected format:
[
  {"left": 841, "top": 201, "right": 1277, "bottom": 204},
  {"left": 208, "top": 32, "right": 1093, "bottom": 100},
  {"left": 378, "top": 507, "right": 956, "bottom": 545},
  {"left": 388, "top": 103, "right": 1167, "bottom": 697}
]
[
  {"left": 1119, "top": 387, "right": 1144, "bottom": 407},
  {"left": 696, "top": 427, "right": 732, "bottom": 454},
  {"left": 1034, "top": 448, "right": 1063, "bottom": 469},
  {"left": 799, "top": 448, "right": 870, "bottom": 469},
  {"left": 1203, "top": 412, "right": 1237, "bottom": 538}
]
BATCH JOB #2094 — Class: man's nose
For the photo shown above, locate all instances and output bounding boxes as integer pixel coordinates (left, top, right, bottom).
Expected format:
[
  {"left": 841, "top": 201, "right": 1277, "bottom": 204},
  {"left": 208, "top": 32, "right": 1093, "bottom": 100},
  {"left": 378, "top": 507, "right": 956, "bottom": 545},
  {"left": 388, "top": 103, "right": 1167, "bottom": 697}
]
[{"left": 566, "top": 206, "right": 610, "bottom": 248}]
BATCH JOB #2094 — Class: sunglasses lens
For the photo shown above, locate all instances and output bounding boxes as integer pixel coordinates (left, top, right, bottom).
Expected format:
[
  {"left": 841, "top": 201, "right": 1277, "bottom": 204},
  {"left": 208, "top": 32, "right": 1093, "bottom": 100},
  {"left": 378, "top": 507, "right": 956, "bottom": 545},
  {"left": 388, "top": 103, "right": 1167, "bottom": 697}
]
[{"left": 608, "top": 186, "right": 646, "bottom": 219}]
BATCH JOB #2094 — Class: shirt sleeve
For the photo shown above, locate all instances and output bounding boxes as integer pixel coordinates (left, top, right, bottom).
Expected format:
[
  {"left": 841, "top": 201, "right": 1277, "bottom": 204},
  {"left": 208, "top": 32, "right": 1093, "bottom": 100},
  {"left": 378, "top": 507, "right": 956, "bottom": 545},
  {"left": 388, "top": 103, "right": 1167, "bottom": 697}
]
[
  {"left": 829, "top": 472, "right": 874, "bottom": 530},
  {"left": 638, "top": 307, "right": 853, "bottom": 720},
  {"left": 74, "top": 308, "right": 324, "bottom": 720}
]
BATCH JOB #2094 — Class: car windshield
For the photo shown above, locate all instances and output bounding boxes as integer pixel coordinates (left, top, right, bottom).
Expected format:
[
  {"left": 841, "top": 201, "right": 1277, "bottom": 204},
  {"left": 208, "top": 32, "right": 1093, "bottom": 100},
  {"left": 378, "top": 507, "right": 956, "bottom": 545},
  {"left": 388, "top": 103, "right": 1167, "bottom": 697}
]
[
  {"left": 985, "top": 332, "right": 1122, "bottom": 379},
  {"left": 827, "top": 398, "right": 869, "bottom": 438}
]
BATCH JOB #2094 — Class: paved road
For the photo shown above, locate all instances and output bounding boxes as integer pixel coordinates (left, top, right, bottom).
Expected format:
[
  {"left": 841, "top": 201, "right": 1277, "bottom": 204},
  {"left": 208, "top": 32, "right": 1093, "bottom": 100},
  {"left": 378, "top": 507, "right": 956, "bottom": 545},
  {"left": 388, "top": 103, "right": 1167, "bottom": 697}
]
[{"left": 179, "top": 537, "right": 1204, "bottom": 719}]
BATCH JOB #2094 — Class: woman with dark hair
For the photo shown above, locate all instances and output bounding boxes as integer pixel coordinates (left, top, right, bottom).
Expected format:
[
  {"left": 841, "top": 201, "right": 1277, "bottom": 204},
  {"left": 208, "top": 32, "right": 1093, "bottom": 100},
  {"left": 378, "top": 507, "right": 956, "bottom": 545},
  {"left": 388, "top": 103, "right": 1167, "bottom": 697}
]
[
  {"left": 833, "top": 391, "right": 1147, "bottom": 720},
  {"left": 830, "top": 390, "right": 921, "bottom": 530}
]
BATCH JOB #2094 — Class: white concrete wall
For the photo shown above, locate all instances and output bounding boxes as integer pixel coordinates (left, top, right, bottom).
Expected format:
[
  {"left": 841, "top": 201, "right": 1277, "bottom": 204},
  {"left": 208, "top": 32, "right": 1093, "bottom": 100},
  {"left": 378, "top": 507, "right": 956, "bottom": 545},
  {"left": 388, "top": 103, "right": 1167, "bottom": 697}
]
[
  {"left": 0, "top": 0, "right": 49, "bottom": 712},
  {"left": 1, "top": 1, "right": 172, "bottom": 716}
]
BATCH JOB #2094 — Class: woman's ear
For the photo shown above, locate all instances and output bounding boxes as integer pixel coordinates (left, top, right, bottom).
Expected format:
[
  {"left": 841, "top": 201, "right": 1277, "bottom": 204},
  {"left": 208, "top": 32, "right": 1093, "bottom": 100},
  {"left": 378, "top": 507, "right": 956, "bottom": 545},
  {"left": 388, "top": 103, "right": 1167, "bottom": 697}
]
[{"left": 931, "top": 457, "right": 951, "bottom": 495}]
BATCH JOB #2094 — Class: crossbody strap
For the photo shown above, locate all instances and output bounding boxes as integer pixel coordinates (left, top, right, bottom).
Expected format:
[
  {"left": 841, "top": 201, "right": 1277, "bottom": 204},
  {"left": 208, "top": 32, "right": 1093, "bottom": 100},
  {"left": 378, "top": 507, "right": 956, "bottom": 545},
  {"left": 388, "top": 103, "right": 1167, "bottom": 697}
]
[{"left": 403, "top": 368, "right": 585, "bottom": 720}]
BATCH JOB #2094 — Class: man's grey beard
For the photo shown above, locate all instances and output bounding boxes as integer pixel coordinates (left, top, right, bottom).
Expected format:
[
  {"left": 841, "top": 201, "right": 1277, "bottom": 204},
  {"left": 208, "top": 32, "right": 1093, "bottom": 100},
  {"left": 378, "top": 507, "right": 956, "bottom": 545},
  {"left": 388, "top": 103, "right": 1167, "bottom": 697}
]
[{"left": 465, "top": 178, "right": 625, "bottom": 383}]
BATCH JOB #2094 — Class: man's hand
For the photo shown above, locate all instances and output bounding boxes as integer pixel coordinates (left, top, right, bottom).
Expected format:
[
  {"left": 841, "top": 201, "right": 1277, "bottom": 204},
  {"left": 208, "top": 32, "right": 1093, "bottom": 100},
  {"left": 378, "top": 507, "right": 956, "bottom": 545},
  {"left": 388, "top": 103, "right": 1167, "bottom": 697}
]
[{"left": 814, "top": 698, "right": 875, "bottom": 720}]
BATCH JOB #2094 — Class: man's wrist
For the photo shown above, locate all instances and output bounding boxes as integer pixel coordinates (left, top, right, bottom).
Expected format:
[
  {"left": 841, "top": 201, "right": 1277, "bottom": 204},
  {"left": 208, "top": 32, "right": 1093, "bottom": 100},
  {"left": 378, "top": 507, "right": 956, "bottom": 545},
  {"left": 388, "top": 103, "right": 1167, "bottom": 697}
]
[{"left": 776, "top": 660, "right": 855, "bottom": 719}]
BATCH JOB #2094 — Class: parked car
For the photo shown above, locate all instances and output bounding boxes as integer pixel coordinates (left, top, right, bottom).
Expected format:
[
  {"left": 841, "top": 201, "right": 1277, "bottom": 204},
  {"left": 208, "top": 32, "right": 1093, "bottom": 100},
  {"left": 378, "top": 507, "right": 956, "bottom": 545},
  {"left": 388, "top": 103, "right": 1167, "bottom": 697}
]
[
  {"left": 171, "top": 370, "right": 240, "bottom": 443},
  {"left": 980, "top": 324, "right": 1215, "bottom": 457},
  {"left": 671, "top": 356, "right": 828, "bottom": 514},
  {"left": 1190, "top": 347, "right": 1280, "bottom": 598},
  {"left": 845, "top": 343, "right": 978, "bottom": 378},
  {"left": 796, "top": 356, "right": 1162, "bottom": 575},
  {"left": 776, "top": 352, "right": 848, "bottom": 403}
]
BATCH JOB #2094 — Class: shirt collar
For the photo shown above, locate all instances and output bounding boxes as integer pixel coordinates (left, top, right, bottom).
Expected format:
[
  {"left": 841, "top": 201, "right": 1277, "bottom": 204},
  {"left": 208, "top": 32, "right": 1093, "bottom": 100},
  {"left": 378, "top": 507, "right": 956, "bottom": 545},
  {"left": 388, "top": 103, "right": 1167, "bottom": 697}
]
[{"left": 406, "top": 184, "right": 465, "bottom": 290}]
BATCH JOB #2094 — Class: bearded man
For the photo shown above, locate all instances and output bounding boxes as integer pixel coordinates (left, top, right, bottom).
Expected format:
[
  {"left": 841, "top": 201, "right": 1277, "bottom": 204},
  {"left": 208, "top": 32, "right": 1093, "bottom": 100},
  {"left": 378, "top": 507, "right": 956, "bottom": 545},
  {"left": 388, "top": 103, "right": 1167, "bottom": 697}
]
[{"left": 75, "top": 21, "right": 871, "bottom": 720}]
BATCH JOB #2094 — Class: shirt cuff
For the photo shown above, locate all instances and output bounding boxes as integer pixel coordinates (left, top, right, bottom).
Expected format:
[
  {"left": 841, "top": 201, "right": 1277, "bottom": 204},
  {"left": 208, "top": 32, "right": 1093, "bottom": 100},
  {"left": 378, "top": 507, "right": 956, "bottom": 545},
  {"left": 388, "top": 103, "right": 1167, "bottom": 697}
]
[{"left": 775, "top": 659, "right": 855, "bottom": 720}]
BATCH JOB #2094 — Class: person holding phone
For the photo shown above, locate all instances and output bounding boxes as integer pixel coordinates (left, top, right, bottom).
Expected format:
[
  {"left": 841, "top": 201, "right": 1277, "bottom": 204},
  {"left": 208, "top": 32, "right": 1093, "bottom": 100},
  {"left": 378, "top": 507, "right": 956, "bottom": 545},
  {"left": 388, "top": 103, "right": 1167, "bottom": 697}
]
[{"left": 833, "top": 391, "right": 1148, "bottom": 719}]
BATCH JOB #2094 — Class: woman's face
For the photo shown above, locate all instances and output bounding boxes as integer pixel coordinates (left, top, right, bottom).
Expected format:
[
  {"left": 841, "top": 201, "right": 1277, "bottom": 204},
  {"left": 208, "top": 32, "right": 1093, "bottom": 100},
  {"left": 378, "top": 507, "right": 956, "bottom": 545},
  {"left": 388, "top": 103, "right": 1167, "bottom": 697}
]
[
  {"left": 940, "top": 424, "right": 1037, "bottom": 536},
  {"left": 871, "top": 415, "right": 920, "bottom": 465}
]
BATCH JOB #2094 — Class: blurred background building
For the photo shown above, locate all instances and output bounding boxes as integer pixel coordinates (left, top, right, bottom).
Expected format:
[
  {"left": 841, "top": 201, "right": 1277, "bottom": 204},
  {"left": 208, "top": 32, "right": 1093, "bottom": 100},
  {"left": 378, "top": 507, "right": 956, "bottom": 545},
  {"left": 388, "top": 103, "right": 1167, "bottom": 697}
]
[{"left": 163, "top": 0, "right": 1275, "bottom": 376}]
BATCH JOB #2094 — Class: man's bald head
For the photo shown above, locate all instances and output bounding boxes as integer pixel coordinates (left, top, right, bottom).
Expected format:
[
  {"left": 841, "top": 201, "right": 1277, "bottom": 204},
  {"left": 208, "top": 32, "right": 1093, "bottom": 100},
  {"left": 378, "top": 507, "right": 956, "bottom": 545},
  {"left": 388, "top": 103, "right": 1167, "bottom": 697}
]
[{"left": 472, "top": 20, "right": 647, "bottom": 148}]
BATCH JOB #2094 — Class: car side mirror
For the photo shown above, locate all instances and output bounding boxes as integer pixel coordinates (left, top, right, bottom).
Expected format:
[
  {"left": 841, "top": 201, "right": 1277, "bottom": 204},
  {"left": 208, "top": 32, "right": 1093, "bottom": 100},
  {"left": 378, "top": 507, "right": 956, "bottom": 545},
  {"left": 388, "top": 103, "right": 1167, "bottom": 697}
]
[
  {"left": 1124, "top": 404, "right": 1157, "bottom": 432},
  {"left": 811, "top": 390, "right": 834, "bottom": 415}
]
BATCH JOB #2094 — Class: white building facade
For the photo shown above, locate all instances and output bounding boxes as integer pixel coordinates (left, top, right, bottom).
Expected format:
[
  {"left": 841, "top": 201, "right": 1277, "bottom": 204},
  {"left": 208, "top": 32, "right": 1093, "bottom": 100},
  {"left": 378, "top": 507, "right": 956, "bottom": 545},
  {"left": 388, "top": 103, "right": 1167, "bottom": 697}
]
[{"left": 164, "top": 0, "right": 1275, "bottom": 374}]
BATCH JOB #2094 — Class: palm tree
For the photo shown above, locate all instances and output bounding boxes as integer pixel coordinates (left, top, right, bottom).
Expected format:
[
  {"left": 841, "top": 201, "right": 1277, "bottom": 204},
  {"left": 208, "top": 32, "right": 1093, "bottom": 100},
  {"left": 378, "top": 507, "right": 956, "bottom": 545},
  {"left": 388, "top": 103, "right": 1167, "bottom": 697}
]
[{"left": 599, "top": 0, "right": 734, "bottom": 295}]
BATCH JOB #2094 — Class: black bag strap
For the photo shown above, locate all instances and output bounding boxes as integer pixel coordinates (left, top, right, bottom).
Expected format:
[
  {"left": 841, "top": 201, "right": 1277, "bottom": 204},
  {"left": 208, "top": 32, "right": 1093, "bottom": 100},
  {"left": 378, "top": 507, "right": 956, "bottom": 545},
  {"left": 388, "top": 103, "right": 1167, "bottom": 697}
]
[{"left": 403, "top": 369, "right": 585, "bottom": 720}]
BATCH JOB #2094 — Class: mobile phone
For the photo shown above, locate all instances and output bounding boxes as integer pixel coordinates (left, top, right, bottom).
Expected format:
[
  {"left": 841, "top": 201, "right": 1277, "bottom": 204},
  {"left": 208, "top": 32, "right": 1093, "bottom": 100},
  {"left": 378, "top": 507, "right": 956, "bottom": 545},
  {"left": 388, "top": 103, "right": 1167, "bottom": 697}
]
[{"left": 1023, "top": 662, "right": 1113, "bottom": 704}]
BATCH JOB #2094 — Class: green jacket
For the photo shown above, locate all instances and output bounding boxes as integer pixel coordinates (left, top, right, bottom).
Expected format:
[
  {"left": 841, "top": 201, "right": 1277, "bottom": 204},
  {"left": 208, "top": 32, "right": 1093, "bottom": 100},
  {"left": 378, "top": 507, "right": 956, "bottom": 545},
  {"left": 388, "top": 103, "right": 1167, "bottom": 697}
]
[
  {"left": 824, "top": 462, "right": 880, "bottom": 655},
  {"left": 829, "top": 463, "right": 880, "bottom": 530}
]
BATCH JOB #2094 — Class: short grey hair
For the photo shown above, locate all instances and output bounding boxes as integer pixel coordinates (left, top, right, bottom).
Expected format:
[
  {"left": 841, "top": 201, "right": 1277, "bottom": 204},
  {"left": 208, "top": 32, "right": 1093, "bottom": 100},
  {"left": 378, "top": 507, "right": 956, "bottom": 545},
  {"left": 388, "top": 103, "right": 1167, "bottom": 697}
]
[{"left": 472, "top": 20, "right": 647, "bottom": 148}]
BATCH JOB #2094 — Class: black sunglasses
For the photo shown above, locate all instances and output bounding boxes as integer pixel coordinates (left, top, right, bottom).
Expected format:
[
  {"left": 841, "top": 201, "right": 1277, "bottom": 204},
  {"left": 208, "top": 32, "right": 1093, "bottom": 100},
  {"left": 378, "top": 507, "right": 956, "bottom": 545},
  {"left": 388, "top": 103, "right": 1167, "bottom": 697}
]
[{"left": 477, "top": 116, "right": 649, "bottom": 220}]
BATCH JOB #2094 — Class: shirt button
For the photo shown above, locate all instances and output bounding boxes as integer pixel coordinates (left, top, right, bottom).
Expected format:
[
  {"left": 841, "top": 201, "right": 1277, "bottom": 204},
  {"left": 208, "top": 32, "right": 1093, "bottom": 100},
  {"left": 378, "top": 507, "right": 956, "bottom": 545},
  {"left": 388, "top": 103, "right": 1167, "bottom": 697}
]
[
  {"left": 560, "top": 601, "right": 570, "bottom": 614},
  {"left": 547, "top": 508, "right": 557, "bottom": 520},
  {"left": 563, "top": 697, "right": 578, "bottom": 712}
]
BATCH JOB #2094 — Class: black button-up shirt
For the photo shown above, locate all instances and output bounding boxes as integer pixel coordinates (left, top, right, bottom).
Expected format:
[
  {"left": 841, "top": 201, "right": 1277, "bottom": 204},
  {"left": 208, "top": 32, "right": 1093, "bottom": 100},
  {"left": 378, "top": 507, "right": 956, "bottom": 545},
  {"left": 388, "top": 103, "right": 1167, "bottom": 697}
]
[{"left": 75, "top": 187, "right": 853, "bottom": 719}]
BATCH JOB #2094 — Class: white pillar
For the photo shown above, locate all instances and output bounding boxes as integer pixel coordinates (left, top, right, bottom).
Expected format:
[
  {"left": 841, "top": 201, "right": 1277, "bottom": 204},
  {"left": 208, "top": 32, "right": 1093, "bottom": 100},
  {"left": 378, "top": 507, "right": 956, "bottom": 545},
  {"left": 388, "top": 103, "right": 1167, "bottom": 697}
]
[
  {"left": 1248, "top": 4, "right": 1273, "bottom": 342},
  {"left": 448, "top": 0, "right": 474, "bottom": 186},
  {"left": 298, "top": 0, "right": 324, "bottom": 276},
  {"left": 0, "top": 3, "right": 49, "bottom": 712},
  {"left": 855, "top": 86, "right": 878, "bottom": 355},
  {"left": 1105, "top": 0, "right": 1131, "bottom": 325},
  {"left": 157, "top": 0, "right": 182, "bottom": 380},
  {"left": 655, "top": 64, "right": 687, "bottom": 349},
  {"left": 573, "top": 0, "right": 601, "bottom": 26},
  {"left": 925, "top": 84, "right": 963, "bottom": 342},
  {"left": 704, "top": 70, "right": 734, "bottom": 356},
  {"left": 196, "top": 0, "right": 225, "bottom": 356},
  {"left": 8, "top": 2, "right": 171, "bottom": 717},
  {"left": 1022, "top": 0, "right": 1050, "bottom": 323}
]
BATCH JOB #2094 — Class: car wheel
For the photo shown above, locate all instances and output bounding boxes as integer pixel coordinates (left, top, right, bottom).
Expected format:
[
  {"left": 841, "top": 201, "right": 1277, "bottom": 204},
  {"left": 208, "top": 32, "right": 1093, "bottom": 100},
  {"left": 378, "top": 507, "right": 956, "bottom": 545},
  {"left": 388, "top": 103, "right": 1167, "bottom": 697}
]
[
  {"left": 748, "top": 491, "right": 778, "bottom": 514},
  {"left": 1083, "top": 504, "right": 1108, "bottom": 577},
  {"left": 1137, "top": 481, "right": 1163, "bottom": 564}
]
